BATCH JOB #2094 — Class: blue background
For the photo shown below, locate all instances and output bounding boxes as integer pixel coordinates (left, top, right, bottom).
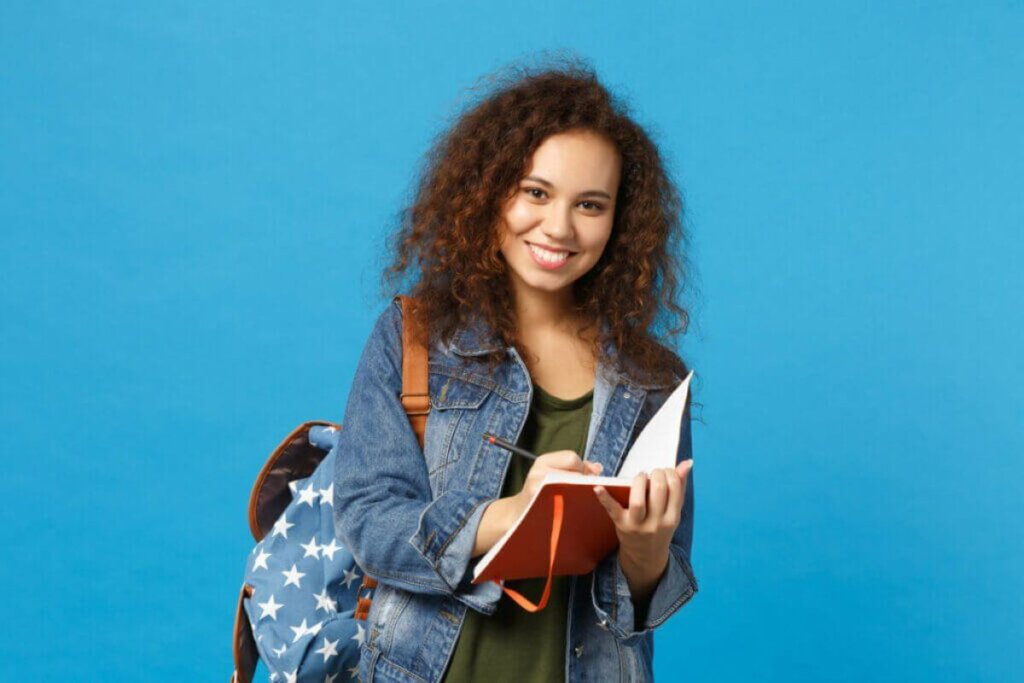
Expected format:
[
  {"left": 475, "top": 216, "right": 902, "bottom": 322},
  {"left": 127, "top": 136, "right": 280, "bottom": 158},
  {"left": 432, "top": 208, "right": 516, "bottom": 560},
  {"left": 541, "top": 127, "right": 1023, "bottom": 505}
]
[{"left": 2, "top": 2, "right": 1021, "bottom": 681}]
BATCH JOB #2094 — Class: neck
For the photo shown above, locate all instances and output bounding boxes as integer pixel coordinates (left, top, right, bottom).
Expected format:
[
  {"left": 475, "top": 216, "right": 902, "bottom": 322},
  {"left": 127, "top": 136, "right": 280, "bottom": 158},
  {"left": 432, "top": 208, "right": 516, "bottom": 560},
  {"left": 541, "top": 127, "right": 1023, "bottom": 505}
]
[{"left": 510, "top": 278, "right": 577, "bottom": 335}]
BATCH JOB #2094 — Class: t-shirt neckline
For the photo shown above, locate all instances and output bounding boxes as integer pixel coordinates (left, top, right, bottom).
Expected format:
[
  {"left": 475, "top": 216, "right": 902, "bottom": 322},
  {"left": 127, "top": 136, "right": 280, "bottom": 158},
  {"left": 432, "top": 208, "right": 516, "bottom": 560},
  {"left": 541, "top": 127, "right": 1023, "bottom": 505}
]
[{"left": 532, "top": 382, "right": 594, "bottom": 409}]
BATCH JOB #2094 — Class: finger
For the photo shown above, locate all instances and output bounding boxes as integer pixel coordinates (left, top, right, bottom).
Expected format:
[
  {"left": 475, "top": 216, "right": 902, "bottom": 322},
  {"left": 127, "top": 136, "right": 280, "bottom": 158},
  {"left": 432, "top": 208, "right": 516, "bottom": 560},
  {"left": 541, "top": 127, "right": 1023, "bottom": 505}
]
[
  {"left": 592, "top": 486, "right": 625, "bottom": 524},
  {"left": 648, "top": 469, "right": 668, "bottom": 520},
  {"left": 665, "top": 467, "right": 683, "bottom": 519},
  {"left": 539, "top": 450, "right": 586, "bottom": 473},
  {"left": 627, "top": 473, "right": 648, "bottom": 525},
  {"left": 584, "top": 461, "right": 604, "bottom": 475},
  {"left": 675, "top": 459, "right": 693, "bottom": 482},
  {"left": 675, "top": 460, "right": 693, "bottom": 504}
]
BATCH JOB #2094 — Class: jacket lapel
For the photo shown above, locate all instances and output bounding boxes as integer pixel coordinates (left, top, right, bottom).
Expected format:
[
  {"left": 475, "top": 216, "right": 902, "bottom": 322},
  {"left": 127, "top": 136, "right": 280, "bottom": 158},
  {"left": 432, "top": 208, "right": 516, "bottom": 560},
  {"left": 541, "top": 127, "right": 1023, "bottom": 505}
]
[
  {"left": 584, "top": 348, "right": 648, "bottom": 477},
  {"left": 444, "top": 310, "right": 672, "bottom": 476}
]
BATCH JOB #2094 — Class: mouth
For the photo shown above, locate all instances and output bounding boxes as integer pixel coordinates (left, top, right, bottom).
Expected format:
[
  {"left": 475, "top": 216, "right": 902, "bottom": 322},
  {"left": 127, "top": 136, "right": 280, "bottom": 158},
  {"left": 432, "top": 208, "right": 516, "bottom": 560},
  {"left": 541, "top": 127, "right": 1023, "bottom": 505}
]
[{"left": 525, "top": 241, "right": 577, "bottom": 270}]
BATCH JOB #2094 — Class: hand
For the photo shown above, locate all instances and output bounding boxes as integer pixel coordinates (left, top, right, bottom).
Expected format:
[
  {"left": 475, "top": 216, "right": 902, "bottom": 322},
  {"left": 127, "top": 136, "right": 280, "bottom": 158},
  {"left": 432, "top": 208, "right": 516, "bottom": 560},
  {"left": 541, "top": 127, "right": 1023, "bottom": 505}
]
[
  {"left": 592, "top": 460, "right": 692, "bottom": 602},
  {"left": 510, "top": 450, "right": 603, "bottom": 519},
  {"left": 473, "top": 450, "right": 601, "bottom": 558}
]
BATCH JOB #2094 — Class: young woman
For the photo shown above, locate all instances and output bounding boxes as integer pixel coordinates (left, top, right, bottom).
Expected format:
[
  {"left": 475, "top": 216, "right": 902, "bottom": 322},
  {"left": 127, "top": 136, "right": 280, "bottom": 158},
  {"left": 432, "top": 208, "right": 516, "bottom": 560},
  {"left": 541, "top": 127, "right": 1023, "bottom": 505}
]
[{"left": 333, "top": 60, "right": 697, "bottom": 683}]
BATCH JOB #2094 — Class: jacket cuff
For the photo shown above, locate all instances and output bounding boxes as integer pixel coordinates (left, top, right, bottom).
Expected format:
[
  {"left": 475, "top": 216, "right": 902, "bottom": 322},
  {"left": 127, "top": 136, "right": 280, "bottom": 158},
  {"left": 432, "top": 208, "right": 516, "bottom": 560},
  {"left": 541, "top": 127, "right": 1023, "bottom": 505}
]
[
  {"left": 590, "top": 545, "right": 698, "bottom": 643},
  {"left": 409, "top": 489, "right": 503, "bottom": 604}
]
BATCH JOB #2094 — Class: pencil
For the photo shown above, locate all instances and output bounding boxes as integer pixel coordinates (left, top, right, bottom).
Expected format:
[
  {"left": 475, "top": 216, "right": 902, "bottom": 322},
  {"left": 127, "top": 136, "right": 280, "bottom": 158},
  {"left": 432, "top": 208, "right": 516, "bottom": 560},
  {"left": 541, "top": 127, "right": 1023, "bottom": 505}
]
[{"left": 481, "top": 431, "right": 539, "bottom": 461}]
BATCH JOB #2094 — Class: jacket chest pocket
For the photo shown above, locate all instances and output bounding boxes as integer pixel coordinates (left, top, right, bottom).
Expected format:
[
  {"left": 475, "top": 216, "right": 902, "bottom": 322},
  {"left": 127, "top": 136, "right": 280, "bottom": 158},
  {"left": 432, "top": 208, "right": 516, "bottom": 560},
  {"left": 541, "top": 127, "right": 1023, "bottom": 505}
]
[{"left": 422, "top": 368, "right": 495, "bottom": 491}]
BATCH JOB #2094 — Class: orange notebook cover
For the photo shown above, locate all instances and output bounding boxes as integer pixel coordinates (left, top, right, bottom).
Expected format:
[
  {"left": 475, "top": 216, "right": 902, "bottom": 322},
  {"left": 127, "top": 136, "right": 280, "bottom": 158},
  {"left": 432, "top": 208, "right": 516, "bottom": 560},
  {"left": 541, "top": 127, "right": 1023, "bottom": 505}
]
[
  {"left": 472, "top": 473, "right": 633, "bottom": 583},
  {"left": 471, "top": 371, "right": 693, "bottom": 604}
]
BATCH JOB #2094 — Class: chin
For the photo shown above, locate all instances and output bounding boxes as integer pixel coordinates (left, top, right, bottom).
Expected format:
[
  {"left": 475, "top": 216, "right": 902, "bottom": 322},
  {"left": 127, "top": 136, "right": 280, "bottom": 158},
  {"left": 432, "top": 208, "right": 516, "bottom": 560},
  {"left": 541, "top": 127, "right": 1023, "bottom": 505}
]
[{"left": 517, "top": 268, "right": 577, "bottom": 291}]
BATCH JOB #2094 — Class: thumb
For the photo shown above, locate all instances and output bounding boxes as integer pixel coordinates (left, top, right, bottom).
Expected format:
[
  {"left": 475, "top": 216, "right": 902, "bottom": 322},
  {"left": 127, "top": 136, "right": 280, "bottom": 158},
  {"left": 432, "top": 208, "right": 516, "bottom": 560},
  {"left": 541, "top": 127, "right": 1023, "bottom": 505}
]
[
  {"left": 675, "top": 459, "right": 693, "bottom": 482},
  {"left": 592, "top": 486, "right": 624, "bottom": 523}
]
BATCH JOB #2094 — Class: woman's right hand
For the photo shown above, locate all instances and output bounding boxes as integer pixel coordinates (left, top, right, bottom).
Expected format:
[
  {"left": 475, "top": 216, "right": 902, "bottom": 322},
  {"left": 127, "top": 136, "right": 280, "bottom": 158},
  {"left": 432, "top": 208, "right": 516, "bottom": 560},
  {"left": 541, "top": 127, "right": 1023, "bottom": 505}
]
[
  {"left": 509, "top": 450, "right": 603, "bottom": 519},
  {"left": 472, "top": 451, "right": 603, "bottom": 557}
]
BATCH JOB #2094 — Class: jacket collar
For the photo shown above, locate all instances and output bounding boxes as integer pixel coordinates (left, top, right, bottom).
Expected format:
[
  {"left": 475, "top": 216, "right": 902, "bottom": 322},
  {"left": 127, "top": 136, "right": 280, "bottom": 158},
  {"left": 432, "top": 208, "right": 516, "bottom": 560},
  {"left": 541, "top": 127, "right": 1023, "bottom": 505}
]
[
  {"left": 447, "top": 310, "right": 504, "bottom": 357},
  {"left": 446, "top": 311, "right": 677, "bottom": 391}
]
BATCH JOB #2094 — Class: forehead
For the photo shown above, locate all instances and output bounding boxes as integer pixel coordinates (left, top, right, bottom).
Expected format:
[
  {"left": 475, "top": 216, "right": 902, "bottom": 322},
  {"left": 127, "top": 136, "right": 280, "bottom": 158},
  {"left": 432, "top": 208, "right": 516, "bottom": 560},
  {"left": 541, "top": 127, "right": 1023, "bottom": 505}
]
[{"left": 525, "top": 130, "right": 621, "bottom": 192}]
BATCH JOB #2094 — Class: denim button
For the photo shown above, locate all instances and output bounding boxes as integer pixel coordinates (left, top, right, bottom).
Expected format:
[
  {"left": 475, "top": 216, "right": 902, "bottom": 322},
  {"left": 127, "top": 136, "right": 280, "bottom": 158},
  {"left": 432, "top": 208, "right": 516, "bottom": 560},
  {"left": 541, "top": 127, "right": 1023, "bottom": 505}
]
[
  {"left": 574, "top": 644, "right": 585, "bottom": 658},
  {"left": 623, "top": 392, "right": 631, "bottom": 400},
  {"left": 597, "top": 618, "right": 608, "bottom": 630}
]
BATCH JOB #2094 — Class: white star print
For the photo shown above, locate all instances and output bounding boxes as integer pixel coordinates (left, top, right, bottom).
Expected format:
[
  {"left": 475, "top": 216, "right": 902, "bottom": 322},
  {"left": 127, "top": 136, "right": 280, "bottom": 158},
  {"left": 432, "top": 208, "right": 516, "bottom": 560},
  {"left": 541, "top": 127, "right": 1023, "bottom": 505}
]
[
  {"left": 341, "top": 566, "right": 360, "bottom": 589},
  {"left": 288, "top": 480, "right": 298, "bottom": 494},
  {"left": 326, "top": 673, "right": 339, "bottom": 683},
  {"left": 271, "top": 642, "right": 287, "bottom": 658},
  {"left": 320, "top": 539, "right": 342, "bottom": 561},
  {"left": 318, "top": 483, "right": 334, "bottom": 506},
  {"left": 253, "top": 548, "right": 271, "bottom": 571},
  {"left": 352, "top": 623, "right": 366, "bottom": 647},
  {"left": 296, "top": 483, "right": 319, "bottom": 507},
  {"left": 314, "top": 588, "right": 338, "bottom": 613},
  {"left": 272, "top": 514, "right": 294, "bottom": 539},
  {"left": 347, "top": 664, "right": 359, "bottom": 679},
  {"left": 281, "top": 564, "right": 306, "bottom": 589},
  {"left": 284, "top": 670, "right": 297, "bottom": 683},
  {"left": 289, "top": 618, "right": 323, "bottom": 643},
  {"left": 289, "top": 618, "right": 313, "bottom": 643},
  {"left": 314, "top": 637, "right": 339, "bottom": 662},
  {"left": 258, "top": 594, "right": 284, "bottom": 621},
  {"left": 300, "top": 537, "right": 321, "bottom": 559}
]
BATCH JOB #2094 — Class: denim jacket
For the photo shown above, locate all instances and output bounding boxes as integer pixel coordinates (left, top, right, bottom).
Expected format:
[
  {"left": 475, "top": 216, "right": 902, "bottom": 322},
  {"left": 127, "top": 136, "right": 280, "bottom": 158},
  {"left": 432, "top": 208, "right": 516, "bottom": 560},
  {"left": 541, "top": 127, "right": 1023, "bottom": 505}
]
[{"left": 333, "top": 297, "right": 697, "bottom": 682}]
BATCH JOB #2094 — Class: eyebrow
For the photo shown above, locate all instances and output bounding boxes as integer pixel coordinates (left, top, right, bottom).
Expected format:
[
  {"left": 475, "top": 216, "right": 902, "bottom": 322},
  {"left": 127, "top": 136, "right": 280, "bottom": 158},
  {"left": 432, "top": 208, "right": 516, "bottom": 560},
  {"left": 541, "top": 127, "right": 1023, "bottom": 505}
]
[{"left": 522, "top": 175, "right": 613, "bottom": 201}]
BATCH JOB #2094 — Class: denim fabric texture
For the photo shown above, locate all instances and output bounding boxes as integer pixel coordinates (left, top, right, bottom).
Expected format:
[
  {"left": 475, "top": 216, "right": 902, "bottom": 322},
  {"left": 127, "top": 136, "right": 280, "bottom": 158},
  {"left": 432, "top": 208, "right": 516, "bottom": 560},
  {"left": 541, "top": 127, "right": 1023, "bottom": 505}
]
[{"left": 333, "top": 297, "right": 697, "bottom": 682}]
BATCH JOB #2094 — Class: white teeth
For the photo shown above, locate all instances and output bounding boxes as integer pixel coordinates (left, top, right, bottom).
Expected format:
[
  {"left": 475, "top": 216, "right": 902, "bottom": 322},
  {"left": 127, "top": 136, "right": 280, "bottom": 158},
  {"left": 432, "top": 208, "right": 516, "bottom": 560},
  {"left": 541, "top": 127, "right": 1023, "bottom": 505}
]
[{"left": 528, "top": 243, "right": 570, "bottom": 264}]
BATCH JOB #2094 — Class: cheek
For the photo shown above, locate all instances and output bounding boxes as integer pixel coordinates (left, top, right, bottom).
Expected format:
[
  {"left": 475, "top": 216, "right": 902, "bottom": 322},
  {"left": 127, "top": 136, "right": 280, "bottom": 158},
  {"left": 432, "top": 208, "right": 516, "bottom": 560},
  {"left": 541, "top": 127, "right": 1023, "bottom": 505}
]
[
  {"left": 498, "top": 202, "right": 533, "bottom": 252},
  {"left": 497, "top": 223, "right": 524, "bottom": 264},
  {"left": 579, "top": 223, "right": 614, "bottom": 257},
  {"left": 502, "top": 196, "right": 538, "bottom": 230}
]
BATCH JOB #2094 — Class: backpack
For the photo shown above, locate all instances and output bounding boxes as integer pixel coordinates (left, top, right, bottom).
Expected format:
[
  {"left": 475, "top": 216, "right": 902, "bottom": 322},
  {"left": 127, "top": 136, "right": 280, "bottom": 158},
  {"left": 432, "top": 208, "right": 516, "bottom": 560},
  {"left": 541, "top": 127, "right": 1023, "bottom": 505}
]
[{"left": 231, "top": 294, "right": 430, "bottom": 683}]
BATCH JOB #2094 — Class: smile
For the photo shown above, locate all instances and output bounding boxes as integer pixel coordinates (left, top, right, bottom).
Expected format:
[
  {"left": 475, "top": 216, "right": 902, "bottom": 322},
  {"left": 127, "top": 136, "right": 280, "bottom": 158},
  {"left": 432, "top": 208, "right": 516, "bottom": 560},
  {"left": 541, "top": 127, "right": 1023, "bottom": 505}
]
[{"left": 526, "top": 241, "right": 576, "bottom": 270}]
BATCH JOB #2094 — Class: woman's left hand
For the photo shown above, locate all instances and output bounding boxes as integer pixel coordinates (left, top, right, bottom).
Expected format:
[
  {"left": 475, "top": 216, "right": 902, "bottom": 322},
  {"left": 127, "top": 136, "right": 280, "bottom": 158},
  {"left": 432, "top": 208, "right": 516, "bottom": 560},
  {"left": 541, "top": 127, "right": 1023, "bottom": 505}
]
[{"left": 592, "top": 460, "right": 693, "bottom": 601}]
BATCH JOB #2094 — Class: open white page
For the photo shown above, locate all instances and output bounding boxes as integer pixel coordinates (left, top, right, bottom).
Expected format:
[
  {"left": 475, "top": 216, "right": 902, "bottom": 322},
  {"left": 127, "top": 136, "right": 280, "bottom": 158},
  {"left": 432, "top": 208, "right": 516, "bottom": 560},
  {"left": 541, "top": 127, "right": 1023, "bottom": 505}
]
[
  {"left": 616, "top": 370, "right": 693, "bottom": 479},
  {"left": 537, "top": 471, "right": 633, "bottom": 486}
]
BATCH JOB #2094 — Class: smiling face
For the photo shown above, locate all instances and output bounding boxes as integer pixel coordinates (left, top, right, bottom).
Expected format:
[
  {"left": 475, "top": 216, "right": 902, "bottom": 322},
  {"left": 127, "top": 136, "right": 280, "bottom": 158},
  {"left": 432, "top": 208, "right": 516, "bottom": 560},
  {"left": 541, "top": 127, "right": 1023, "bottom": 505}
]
[{"left": 497, "top": 129, "right": 622, "bottom": 308}]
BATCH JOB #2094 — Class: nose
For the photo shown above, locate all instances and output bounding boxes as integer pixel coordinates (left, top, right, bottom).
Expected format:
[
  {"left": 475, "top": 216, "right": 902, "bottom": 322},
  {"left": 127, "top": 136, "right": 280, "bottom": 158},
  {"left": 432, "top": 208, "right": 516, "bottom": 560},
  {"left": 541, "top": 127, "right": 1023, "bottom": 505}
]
[{"left": 541, "top": 202, "right": 575, "bottom": 241}]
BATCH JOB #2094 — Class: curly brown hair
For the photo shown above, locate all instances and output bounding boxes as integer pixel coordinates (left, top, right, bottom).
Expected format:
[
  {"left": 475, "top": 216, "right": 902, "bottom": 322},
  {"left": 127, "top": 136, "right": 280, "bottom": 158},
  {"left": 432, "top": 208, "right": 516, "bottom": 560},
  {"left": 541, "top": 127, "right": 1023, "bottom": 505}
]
[{"left": 379, "top": 55, "right": 694, "bottom": 389}]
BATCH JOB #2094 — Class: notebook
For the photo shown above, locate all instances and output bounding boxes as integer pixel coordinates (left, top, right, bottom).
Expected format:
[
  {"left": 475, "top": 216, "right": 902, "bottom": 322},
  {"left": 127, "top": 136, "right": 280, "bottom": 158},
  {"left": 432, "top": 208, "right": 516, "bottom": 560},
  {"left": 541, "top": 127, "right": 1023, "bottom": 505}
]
[{"left": 472, "top": 370, "right": 694, "bottom": 586}]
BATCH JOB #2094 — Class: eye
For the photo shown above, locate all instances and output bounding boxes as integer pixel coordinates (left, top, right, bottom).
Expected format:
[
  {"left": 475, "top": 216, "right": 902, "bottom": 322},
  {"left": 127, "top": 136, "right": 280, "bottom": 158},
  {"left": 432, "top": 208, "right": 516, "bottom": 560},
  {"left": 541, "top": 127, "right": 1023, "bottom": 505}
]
[{"left": 522, "top": 187, "right": 605, "bottom": 212}]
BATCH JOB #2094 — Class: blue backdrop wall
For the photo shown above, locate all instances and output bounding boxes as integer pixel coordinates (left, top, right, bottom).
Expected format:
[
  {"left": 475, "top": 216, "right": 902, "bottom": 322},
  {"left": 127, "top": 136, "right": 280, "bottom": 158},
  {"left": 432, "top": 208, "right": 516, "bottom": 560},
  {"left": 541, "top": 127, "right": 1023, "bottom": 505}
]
[{"left": 2, "top": 2, "right": 1021, "bottom": 681}]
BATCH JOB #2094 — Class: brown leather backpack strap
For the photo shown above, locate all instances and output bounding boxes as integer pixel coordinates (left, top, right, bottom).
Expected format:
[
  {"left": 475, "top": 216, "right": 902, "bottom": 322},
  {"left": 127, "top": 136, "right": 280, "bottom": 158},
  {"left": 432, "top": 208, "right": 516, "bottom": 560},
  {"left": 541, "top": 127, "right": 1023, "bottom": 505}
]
[
  {"left": 395, "top": 294, "right": 430, "bottom": 451},
  {"left": 353, "top": 574, "right": 377, "bottom": 621}
]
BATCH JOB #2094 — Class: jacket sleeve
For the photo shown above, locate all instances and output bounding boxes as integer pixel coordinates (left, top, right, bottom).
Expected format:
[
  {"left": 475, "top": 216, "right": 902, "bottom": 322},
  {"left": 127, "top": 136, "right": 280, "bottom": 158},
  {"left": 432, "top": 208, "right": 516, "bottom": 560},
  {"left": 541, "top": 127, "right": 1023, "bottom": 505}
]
[
  {"left": 332, "top": 300, "right": 502, "bottom": 612},
  {"left": 590, "top": 394, "right": 699, "bottom": 644}
]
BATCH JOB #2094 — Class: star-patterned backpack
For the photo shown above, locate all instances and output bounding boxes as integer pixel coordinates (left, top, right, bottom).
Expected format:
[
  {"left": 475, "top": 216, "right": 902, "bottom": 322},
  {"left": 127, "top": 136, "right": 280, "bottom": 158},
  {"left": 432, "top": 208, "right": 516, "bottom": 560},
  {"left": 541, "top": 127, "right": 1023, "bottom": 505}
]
[{"left": 230, "top": 294, "right": 431, "bottom": 683}]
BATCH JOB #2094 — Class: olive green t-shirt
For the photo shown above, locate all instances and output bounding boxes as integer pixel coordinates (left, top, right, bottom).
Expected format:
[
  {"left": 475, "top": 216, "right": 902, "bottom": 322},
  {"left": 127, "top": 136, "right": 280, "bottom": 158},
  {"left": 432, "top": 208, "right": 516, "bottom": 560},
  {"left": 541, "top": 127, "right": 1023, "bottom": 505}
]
[{"left": 441, "top": 382, "right": 594, "bottom": 683}]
